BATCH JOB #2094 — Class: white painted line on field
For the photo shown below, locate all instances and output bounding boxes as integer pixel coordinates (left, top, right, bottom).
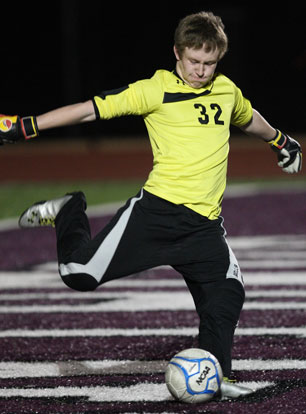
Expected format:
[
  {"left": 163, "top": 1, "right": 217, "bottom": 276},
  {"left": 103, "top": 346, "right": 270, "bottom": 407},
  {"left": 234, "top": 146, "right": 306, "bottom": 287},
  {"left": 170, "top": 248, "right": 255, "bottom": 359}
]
[
  {"left": 244, "top": 273, "right": 306, "bottom": 285},
  {"left": 229, "top": 234, "right": 306, "bottom": 250},
  {"left": 245, "top": 290, "right": 306, "bottom": 297},
  {"left": 0, "top": 382, "right": 172, "bottom": 402},
  {"left": 235, "top": 327, "right": 306, "bottom": 337},
  {"left": 0, "top": 381, "right": 273, "bottom": 401},
  {"left": 237, "top": 251, "right": 306, "bottom": 259},
  {"left": 224, "top": 181, "right": 306, "bottom": 198},
  {"left": 0, "top": 326, "right": 305, "bottom": 338},
  {"left": 87, "top": 201, "right": 123, "bottom": 217},
  {"left": 0, "top": 288, "right": 305, "bottom": 313},
  {"left": 0, "top": 217, "right": 19, "bottom": 231},
  {"left": 1, "top": 267, "right": 306, "bottom": 289},
  {"left": 0, "top": 291, "right": 196, "bottom": 312},
  {"left": 0, "top": 327, "right": 197, "bottom": 338},
  {"left": 243, "top": 302, "right": 306, "bottom": 310},
  {"left": 0, "top": 273, "right": 186, "bottom": 289},
  {"left": 232, "top": 359, "right": 306, "bottom": 371},
  {"left": 0, "top": 359, "right": 303, "bottom": 379},
  {"left": 240, "top": 260, "right": 306, "bottom": 269},
  {"left": 2, "top": 288, "right": 306, "bottom": 301},
  {"left": 0, "top": 271, "right": 63, "bottom": 288},
  {"left": 0, "top": 360, "right": 167, "bottom": 378}
]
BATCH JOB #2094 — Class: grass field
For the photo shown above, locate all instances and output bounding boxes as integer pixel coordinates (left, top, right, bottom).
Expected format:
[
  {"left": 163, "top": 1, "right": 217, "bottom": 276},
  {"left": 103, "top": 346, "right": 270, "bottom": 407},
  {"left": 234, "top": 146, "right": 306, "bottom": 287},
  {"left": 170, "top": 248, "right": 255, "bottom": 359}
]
[
  {"left": 0, "top": 180, "right": 144, "bottom": 220},
  {"left": 0, "top": 177, "right": 305, "bottom": 221}
]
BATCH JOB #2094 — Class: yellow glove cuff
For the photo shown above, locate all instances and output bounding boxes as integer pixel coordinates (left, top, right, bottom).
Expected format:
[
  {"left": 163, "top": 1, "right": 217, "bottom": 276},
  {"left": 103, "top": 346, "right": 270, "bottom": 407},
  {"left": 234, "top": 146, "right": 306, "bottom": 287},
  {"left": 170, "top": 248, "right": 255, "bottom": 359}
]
[
  {"left": 21, "top": 116, "right": 39, "bottom": 139},
  {"left": 268, "top": 130, "right": 287, "bottom": 150}
]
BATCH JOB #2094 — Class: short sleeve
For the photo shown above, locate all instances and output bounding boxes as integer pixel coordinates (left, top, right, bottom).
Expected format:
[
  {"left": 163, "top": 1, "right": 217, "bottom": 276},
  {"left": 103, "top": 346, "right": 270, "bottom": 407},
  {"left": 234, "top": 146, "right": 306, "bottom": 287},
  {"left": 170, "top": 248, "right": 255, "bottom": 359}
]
[
  {"left": 230, "top": 85, "right": 253, "bottom": 127},
  {"left": 93, "top": 72, "right": 163, "bottom": 120}
]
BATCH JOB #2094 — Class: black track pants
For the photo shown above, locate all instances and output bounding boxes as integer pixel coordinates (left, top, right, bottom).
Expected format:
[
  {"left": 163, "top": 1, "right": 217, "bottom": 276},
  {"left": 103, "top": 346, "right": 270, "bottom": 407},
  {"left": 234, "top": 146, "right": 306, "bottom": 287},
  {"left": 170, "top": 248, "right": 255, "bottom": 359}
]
[{"left": 55, "top": 189, "right": 245, "bottom": 377}]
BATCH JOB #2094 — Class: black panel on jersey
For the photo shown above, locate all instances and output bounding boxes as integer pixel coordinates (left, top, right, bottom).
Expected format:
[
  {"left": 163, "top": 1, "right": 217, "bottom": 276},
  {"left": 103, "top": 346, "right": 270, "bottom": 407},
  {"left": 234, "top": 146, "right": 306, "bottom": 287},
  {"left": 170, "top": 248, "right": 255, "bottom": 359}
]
[
  {"left": 93, "top": 86, "right": 129, "bottom": 120},
  {"left": 98, "top": 86, "right": 129, "bottom": 100},
  {"left": 163, "top": 89, "right": 211, "bottom": 104}
]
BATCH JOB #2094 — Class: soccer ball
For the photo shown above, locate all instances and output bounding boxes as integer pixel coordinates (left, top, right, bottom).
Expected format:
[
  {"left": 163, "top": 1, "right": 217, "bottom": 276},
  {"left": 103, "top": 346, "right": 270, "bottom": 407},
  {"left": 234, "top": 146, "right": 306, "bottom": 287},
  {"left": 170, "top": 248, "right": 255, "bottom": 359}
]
[{"left": 165, "top": 348, "right": 223, "bottom": 403}]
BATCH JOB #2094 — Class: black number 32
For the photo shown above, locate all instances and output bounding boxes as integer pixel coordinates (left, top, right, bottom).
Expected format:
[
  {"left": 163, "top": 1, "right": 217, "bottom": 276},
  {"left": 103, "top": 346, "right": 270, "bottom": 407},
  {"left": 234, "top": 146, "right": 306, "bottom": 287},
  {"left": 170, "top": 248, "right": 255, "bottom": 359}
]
[{"left": 194, "top": 103, "right": 224, "bottom": 125}]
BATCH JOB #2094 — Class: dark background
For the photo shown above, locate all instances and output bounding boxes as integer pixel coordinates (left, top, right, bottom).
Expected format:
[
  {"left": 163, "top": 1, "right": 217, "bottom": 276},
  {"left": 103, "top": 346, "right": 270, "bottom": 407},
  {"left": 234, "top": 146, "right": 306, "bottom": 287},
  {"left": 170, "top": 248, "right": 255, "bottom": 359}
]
[{"left": 1, "top": 1, "right": 305, "bottom": 138}]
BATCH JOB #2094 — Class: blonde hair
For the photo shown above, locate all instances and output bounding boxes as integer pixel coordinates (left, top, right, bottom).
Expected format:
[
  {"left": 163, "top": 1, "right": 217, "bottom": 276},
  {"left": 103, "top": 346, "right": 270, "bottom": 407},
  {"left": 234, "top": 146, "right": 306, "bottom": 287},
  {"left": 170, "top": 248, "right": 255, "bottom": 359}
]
[{"left": 174, "top": 11, "right": 228, "bottom": 59}]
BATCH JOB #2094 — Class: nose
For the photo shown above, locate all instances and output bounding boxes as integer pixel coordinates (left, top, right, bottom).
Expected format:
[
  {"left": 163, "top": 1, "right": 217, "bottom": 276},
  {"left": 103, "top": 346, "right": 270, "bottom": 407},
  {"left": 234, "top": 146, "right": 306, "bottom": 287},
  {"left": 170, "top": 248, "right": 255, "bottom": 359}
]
[{"left": 196, "top": 64, "right": 205, "bottom": 77}]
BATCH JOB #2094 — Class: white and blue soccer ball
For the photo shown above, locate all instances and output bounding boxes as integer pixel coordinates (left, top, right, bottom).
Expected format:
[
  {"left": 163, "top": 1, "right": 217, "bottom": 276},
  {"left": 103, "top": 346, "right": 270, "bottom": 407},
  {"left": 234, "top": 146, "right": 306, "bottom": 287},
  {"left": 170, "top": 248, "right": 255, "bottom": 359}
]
[{"left": 165, "top": 348, "right": 223, "bottom": 403}]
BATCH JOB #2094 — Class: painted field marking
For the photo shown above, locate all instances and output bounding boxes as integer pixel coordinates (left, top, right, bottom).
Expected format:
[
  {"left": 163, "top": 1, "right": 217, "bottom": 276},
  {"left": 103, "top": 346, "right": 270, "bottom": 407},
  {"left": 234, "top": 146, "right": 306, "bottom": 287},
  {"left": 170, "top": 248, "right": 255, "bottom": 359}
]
[
  {"left": 236, "top": 251, "right": 306, "bottom": 259},
  {"left": 1, "top": 268, "right": 306, "bottom": 289},
  {"left": 0, "top": 382, "right": 171, "bottom": 402},
  {"left": 0, "top": 359, "right": 303, "bottom": 379},
  {"left": 243, "top": 273, "right": 306, "bottom": 286},
  {"left": 239, "top": 260, "right": 306, "bottom": 269},
  {"left": 0, "top": 326, "right": 305, "bottom": 338},
  {"left": 228, "top": 234, "right": 306, "bottom": 250},
  {"left": 0, "top": 381, "right": 273, "bottom": 401},
  {"left": 0, "top": 292, "right": 306, "bottom": 312},
  {"left": 1, "top": 288, "right": 306, "bottom": 301},
  {"left": 245, "top": 290, "right": 306, "bottom": 297}
]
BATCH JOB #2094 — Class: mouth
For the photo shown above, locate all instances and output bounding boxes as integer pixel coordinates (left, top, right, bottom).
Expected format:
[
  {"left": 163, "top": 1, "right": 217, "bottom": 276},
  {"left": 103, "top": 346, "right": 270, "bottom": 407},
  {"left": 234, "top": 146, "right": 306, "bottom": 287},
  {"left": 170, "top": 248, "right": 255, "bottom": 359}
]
[
  {"left": 190, "top": 78, "right": 208, "bottom": 87},
  {"left": 193, "top": 76, "right": 207, "bottom": 82}
]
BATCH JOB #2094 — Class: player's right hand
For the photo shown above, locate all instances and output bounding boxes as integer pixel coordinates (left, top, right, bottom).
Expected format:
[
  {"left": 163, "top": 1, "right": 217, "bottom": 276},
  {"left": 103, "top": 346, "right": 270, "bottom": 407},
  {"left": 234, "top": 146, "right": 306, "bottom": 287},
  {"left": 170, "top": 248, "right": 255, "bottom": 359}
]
[
  {"left": 0, "top": 115, "right": 21, "bottom": 144},
  {"left": 0, "top": 115, "right": 39, "bottom": 145}
]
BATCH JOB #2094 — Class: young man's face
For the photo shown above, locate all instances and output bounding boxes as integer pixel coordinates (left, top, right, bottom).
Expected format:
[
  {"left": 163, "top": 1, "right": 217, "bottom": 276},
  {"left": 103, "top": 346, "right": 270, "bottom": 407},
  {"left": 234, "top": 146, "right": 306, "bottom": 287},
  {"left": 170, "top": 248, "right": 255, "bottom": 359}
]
[{"left": 174, "top": 44, "right": 220, "bottom": 89}]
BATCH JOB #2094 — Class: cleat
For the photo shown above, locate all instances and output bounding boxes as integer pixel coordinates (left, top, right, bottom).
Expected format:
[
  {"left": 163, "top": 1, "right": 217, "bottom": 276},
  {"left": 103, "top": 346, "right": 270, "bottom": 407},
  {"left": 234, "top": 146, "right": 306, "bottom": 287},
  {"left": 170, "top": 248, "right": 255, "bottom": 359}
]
[
  {"left": 18, "top": 193, "right": 76, "bottom": 228},
  {"left": 219, "top": 377, "right": 255, "bottom": 400}
]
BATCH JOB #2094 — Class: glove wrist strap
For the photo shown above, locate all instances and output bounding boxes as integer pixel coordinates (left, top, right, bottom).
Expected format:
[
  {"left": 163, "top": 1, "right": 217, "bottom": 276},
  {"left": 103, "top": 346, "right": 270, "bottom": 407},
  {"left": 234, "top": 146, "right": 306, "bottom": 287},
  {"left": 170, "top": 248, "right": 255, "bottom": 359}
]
[
  {"left": 268, "top": 129, "right": 287, "bottom": 150},
  {"left": 20, "top": 116, "right": 39, "bottom": 139}
]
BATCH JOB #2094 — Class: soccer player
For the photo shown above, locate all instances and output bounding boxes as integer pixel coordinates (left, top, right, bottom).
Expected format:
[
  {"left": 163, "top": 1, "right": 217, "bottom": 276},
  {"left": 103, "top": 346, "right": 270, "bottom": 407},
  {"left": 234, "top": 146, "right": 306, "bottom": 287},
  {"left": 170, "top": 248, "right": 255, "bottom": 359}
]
[{"left": 0, "top": 11, "right": 302, "bottom": 399}]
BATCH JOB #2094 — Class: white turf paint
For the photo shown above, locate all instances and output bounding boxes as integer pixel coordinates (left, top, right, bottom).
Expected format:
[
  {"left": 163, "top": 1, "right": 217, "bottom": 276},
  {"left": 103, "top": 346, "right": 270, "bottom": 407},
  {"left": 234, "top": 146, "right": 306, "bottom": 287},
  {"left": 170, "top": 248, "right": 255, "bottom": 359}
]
[
  {"left": 0, "top": 326, "right": 306, "bottom": 338},
  {"left": 228, "top": 234, "right": 306, "bottom": 250},
  {"left": 0, "top": 291, "right": 306, "bottom": 313},
  {"left": 239, "top": 260, "right": 306, "bottom": 269},
  {"left": 2, "top": 269, "right": 306, "bottom": 289},
  {"left": 0, "top": 359, "right": 303, "bottom": 379},
  {"left": 0, "top": 381, "right": 272, "bottom": 401},
  {"left": 0, "top": 382, "right": 172, "bottom": 402},
  {"left": 2, "top": 288, "right": 306, "bottom": 301},
  {"left": 236, "top": 250, "right": 306, "bottom": 259},
  {"left": 2, "top": 270, "right": 306, "bottom": 289}
]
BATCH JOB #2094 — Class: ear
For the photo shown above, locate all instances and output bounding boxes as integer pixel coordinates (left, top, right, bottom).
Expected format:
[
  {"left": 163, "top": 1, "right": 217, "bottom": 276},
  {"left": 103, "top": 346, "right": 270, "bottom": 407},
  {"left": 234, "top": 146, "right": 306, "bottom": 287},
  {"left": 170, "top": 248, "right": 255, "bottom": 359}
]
[{"left": 173, "top": 45, "right": 180, "bottom": 61}]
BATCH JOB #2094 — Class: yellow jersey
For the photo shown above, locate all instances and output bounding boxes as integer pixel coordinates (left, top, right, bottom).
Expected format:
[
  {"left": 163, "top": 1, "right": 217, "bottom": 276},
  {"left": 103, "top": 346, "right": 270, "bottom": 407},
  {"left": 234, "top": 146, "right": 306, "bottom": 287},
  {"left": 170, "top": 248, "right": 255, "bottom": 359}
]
[{"left": 93, "top": 69, "right": 253, "bottom": 219}]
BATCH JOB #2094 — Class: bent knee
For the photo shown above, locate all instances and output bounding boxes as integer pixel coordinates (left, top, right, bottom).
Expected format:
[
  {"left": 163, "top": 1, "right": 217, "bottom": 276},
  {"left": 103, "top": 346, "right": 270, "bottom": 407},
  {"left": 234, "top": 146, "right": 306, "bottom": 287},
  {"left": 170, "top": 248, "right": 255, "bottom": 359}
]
[{"left": 61, "top": 273, "right": 99, "bottom": 292}]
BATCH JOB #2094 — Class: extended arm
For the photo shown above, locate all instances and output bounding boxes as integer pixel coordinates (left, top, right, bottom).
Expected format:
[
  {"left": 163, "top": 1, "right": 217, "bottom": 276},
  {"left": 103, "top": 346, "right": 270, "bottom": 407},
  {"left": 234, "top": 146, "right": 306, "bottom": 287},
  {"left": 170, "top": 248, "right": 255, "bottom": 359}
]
[
  {"left": 239, "top": 109, "right": 302, "bottom": 174},
  {"left": 0, "top": 100, "right": 96, "bottom": 143},
  {"left": 239, "top": 109, "right": 276, "bottom": 141},
  {"left": 36, "top": 100, "right": 96, "bottom": 131}
]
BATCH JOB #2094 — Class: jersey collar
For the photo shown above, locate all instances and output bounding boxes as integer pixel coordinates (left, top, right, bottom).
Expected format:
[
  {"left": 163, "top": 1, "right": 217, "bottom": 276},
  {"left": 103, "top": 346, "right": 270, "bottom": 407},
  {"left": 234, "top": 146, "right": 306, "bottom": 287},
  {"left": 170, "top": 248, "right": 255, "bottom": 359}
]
[{"left": 172, "top": 69, "right": 216, "bottom": 92}]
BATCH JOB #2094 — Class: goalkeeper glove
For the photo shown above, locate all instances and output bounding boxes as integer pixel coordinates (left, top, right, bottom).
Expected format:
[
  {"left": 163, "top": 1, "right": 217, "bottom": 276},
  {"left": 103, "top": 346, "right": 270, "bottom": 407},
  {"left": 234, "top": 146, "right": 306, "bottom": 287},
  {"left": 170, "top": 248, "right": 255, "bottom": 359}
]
[
  {"left": 0, "top": 115, "right": 39, "bottom": 145},
  {"left": 268, "top": 130, "right": 302, "bottom": 173}
]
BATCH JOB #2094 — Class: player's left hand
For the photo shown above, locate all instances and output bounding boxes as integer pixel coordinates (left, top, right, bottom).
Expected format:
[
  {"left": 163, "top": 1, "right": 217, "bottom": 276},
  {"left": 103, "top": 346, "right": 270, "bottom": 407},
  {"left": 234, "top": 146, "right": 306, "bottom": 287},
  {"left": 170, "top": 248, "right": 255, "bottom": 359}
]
[{"left": 269, "top": 130, "right": 302, "bottom": 174}]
